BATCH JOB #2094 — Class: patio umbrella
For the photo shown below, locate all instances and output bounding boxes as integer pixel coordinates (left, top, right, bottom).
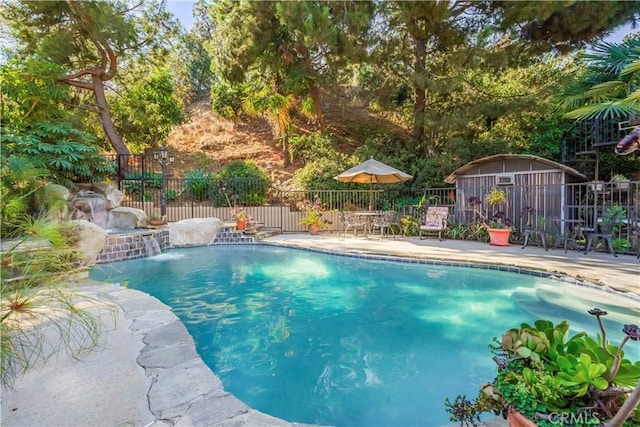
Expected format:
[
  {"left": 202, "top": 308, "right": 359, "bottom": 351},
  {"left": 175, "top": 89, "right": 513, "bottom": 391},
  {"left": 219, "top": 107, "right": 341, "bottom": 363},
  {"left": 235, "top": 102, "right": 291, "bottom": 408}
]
[{"left": 334, "top": 157, "right": 413, "bottom": 210}]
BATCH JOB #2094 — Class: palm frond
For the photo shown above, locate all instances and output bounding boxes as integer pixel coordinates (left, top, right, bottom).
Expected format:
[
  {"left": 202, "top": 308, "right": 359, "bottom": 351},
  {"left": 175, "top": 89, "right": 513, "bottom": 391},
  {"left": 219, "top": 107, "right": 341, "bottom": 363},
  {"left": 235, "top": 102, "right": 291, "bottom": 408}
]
[
  {"left": 623, "top": 89, "right": 640, "bottom": 105},
  {"left": 564, "top": 101, "right": 638, "bottom": 121},
  {"left": 582, "top": 80, "right": 628, "bottom": 100},
  {"left": 620, "top": 58, "right": 640, "bottom": 77}
]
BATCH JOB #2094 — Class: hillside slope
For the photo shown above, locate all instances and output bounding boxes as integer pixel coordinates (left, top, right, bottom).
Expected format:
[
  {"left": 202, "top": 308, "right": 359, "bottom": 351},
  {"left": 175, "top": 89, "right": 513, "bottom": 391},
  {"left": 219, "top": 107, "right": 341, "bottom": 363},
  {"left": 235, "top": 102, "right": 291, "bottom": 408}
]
[{"left": 165, "top": 96, "right": 410, "bottom": 183}]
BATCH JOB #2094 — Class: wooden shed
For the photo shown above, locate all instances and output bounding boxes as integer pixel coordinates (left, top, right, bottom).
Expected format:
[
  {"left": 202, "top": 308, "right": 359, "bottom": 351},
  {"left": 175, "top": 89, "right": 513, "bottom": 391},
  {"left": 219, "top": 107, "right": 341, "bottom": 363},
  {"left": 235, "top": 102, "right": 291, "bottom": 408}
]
[{"left": 444, "top": 154, "right": 588, "bottom": 230}]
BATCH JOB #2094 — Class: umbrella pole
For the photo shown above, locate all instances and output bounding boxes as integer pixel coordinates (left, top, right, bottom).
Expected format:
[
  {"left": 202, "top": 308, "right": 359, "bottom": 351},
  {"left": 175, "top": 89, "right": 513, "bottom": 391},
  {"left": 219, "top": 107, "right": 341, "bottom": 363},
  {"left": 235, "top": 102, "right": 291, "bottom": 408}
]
[{"left": 369, "top": 181, "right": 373, "bottom": 211}]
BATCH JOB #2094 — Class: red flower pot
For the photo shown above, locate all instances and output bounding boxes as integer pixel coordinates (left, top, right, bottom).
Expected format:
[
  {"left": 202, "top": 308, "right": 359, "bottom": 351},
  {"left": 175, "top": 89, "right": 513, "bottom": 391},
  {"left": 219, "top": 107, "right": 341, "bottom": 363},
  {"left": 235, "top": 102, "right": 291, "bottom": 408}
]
[
  {"left": 488, "top": 228, "right": 511, "bottom": 246},
  {"left": 508, "top": 410, "right": 537, "bottom": 427}
]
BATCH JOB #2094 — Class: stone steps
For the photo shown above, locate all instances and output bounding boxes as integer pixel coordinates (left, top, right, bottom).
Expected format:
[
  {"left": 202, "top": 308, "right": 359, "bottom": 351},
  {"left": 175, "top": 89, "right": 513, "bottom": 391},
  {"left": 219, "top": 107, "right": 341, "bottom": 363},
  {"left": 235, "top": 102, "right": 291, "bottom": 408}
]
[
  {"left": 209, "top": 225, "right": 283, "bottom": 244},
  {"left": 210, "top": 226, "right": 255, "bottom": 244},
  {"left": 253, "top": 228, "right": 282, "bottom": 240}
]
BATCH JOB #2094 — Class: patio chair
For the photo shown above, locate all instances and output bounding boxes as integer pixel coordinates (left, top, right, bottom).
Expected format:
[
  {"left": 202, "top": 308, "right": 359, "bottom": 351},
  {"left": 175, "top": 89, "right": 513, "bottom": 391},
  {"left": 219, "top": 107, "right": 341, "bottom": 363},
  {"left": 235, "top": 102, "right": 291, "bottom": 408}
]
[
  {"left": 583, "top": 213, "right": 620, "bottom": 258},
  {"left": 372, "top": 211, "right": 400, "bottom": 238},
  {"left": 340, "top": 212, "right": 367, "bottom": 238},
  {"left": 419, "top": 206, "right": 449, "bottom": 241},
  {"left": 521, "top": 208, "right": 548, "bottom": 251}
]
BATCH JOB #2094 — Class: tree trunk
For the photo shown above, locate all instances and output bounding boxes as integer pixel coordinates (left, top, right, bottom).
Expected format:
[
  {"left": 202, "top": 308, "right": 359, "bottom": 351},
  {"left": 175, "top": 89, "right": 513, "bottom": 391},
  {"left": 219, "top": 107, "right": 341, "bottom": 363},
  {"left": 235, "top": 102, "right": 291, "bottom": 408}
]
[
  {"left": 412, "top": 35, "right": 427, "bottom": 144},
  {"left": 91, "top": 73, "right": 130, "bottom": 156},
  {"left": 282, "top": 134, "right": 291, "bottom": 168},
  {"left": 296, "top": 42, "right": 327, "bottom": 131},
  {"left": 306, "top": 77, "right": 326, "bottom": 131}
]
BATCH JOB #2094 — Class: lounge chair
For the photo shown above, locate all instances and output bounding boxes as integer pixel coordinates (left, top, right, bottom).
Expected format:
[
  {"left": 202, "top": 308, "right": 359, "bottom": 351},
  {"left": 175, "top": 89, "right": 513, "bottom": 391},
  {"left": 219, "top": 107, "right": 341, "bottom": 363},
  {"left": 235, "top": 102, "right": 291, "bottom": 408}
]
[{"left": 419, "top": 206, "right": 449, "bottom": 241}]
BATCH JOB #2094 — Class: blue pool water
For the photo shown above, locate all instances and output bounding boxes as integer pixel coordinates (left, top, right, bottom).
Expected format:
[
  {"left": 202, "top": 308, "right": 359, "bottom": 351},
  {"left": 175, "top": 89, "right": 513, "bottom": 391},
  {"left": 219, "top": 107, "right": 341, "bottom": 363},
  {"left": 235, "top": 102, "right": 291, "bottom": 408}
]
[{"left": 90, "top": 245, "right": 639, "bottom": 427}]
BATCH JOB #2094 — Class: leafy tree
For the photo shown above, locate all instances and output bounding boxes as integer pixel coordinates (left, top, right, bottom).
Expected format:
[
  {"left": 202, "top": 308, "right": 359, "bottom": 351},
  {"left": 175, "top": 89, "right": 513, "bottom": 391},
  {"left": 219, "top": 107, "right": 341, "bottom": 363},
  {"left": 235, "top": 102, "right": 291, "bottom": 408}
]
[
  {"left": 485, "top": 1, "right": 640, "bottom": 54},
  {"left": 370, "top": 1, "right": 639, "bottom": 149},
  {"left": 1, "top": 0, "right": 178, "bottom": 155},
  {"left": 181, "top": 32, "right": 215, "bottom": 100},
  {"left": 558, "top": 36, "right": 640, "bottom": 180},
  {"left": 1, "top": 58, "right": 113, "bottom": 186},
  {"left": 373, "top": 1, "right": 480, "bottom": 146},
  {"left": 179, "top": 0, "right": 216, "bottom": 99},
  {"left": 242, "top": 85, "right": 306, "bottom": 167},
  {"left": 207, "top": 0, "right": 373, "bottom": 130},
  {"left": 110, "top": 67, "right": 185, "bottom": 152},
  {"left": 1, "top": 123, "right": 113, "bottom": 188}
]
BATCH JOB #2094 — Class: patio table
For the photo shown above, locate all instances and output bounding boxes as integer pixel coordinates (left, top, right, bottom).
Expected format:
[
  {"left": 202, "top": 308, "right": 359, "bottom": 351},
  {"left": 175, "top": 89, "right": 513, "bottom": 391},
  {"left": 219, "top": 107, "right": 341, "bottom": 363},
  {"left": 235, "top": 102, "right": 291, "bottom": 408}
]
[
  {"left": 353, "top": 211, "right": 384, "bottom": 236},
  {"left": 554, "top": 219, "right": 586, "bottom": 253}
]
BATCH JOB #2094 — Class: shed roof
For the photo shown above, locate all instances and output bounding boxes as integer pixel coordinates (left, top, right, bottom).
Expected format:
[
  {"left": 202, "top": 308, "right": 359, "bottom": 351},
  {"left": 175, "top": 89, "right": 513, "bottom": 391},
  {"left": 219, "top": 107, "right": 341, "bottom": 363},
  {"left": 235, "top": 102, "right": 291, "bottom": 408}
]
[{"left": 444, "top": 154, "right": 588, "bottom": 184}]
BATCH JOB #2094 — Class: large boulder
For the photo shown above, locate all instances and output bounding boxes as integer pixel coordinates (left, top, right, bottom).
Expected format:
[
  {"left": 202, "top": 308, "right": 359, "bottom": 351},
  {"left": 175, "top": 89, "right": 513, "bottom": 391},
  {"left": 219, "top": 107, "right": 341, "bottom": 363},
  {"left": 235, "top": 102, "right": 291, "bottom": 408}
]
[
  {"left": 74, "top": 182, "right": 124, "bottom": 209},
  {"left": 168, "top": 218, "right": 223, "bottom": 247},
  {"left": 36, "top": 184, "right": 71, "bottom": 221},
  {"left": 106, "top": 207, "right": 147, "bottom": 229},
  {"left": 70, "top": 220, "right": 107, "bottom": 265},
  {"left": 91, "top": 182, "right": 124, "bottom": 208}
]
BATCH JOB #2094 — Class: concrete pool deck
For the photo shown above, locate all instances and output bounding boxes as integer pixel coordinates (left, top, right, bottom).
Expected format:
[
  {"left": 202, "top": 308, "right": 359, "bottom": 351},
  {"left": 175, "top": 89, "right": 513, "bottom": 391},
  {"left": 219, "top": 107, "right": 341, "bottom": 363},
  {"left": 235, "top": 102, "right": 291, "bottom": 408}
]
[{"left": 1, "top": 235, "right": 638, "bottom": 427}]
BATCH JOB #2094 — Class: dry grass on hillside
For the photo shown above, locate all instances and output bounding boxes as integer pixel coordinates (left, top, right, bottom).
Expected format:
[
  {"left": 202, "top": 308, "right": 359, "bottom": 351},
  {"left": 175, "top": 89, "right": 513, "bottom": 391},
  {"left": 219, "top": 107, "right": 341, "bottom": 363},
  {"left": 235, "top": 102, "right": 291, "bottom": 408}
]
[{"left": 165, "top": 96, "right": 410, "bottom": 183}]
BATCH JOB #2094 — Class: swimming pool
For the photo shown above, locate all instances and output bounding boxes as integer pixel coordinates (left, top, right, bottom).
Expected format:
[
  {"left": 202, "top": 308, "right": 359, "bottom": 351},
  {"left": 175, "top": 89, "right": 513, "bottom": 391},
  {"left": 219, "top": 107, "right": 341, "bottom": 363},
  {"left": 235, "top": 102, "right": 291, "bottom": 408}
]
[{"left": 90, "top": 245, "right": 639, "bottom": 427}]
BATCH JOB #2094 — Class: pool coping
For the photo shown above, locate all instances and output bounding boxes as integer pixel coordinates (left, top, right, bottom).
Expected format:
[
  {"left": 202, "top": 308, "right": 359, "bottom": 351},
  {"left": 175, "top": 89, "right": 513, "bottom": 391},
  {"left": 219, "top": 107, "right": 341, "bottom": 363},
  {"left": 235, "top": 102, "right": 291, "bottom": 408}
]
[{"left": 257, "top": 241, "right": 640, "bottom": 302}]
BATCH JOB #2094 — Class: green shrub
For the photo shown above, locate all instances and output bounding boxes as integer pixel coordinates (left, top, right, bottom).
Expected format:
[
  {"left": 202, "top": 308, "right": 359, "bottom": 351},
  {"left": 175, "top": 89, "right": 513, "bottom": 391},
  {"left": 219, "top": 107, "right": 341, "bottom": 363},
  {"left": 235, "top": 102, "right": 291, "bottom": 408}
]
[
  {"left": 400, "top": 215, "right": 419, "bottom": 236},
  {"left": 0, "top": 122, "right": 113, "bottom": 188},
  {"left": 218, "top": 160, "right": 269, "bottom": 206},
  {"left": 293, "top": 156, "right": 355, "bottom": 191},
  {"left": 1, "top": 156, "right": 105, "bottom": 385},
  {"left": 122, "top": 172, "right": 163, "bottom": 194},
  {"left": 165, "top": 189, "right": 177, "bottom": 203},
  {"left": 210, "top": 81, "right": 245, "bottom": 119},
  {"left": 184, "top": 169, "right": 212, "bottom": 201},
  {"left": 289, "top": 133, "right": 338, "bottom": 164}
]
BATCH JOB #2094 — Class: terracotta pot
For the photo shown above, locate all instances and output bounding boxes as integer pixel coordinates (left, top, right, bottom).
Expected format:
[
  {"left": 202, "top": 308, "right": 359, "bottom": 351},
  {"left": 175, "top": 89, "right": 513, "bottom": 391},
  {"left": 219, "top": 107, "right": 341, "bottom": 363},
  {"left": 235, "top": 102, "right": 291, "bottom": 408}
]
[
  {"left": 308, "top": 224, "right": 319, "bottom": 235},
  {"left": 507, "top": 410, "right": 537, "bottom": 427},
  {"left": 148, "top": 220, "right": 165, "bottom": 226},
  {"left": 236, "top": 219, "right": 247, "bottom": 230},
  {"left": 488, "top": 228, "right": 511, "bottom": 246}
]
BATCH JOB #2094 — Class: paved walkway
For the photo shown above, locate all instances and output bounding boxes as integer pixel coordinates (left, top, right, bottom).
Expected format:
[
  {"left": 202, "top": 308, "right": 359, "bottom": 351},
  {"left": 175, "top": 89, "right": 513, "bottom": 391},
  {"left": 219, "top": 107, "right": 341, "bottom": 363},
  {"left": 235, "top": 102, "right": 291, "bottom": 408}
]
[
  {"left": 1, "top": 235, "right": 637, "bottom": 427},
  {"left": 265, "top": 234, "right": 639, "bottom": 295}
]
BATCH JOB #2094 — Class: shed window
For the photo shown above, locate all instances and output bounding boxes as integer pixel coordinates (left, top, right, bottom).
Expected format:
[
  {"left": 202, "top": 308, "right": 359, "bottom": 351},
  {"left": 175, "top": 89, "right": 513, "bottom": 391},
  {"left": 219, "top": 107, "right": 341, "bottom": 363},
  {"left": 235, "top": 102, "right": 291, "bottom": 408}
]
[{"left": 495, "top": 173, "right": 515, "bottom": 186}]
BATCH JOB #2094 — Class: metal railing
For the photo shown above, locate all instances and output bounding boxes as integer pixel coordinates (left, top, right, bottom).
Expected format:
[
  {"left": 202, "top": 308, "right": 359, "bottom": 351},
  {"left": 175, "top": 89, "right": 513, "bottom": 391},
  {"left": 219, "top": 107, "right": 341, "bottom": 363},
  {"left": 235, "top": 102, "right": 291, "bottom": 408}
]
[{"left": 113, "top": 176, "right": 639, "bottom": 254}]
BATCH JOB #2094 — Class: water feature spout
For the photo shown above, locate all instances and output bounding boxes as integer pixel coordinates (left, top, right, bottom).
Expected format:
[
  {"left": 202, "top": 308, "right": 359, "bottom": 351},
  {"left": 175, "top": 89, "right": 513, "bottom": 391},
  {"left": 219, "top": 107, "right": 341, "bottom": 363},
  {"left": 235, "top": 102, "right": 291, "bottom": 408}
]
[
  {"left": 71, "top": 191, "right": 113, "bottom": 229},
  {"left": 142, "top": 235, "right": 162, "bottom": 257}
]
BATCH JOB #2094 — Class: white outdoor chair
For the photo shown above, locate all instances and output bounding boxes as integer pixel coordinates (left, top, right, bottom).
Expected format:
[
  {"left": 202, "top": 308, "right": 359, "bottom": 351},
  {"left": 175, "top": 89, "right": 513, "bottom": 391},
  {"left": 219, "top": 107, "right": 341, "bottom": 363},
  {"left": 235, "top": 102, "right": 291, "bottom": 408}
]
[{"left": 419, "top": 206, "right": 449, "bottom": 241}]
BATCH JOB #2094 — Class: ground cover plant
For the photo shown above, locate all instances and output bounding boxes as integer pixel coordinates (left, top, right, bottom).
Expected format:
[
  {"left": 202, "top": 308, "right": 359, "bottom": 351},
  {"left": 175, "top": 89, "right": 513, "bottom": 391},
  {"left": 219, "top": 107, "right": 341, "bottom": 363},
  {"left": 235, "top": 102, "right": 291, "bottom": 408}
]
[
  {"left": 445, "top": 310, "right": 640, "bottom": 426},
  {"left": 0, "top": 156, "right": 109, "bottom": 386}
]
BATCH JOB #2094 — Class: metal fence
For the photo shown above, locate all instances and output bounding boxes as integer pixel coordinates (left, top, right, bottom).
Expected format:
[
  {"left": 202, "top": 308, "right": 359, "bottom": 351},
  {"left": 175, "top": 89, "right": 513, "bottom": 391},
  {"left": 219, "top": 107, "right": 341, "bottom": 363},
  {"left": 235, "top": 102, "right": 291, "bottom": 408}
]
[{"left": 111, "top": 170, "right": 639, "bottom": 254}]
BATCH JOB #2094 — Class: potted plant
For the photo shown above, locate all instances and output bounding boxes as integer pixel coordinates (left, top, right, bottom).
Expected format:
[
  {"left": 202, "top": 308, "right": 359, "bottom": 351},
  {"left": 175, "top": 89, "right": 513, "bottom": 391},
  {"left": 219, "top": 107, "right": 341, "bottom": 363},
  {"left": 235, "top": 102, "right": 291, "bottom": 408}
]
[
  {"left": 610, "top": 174, "right": 630, "bottom": 190},
  {"left": 445, "top": 308, "right": 640, "bottom": 427},
  {"left": 147, "top": 214, "right": 165, "bottom": 226},
  {"left": 298, "top": 196, "right": 331, "bottom": 235},
  {"left": 231, "top": 206, "right": 250, "bottom": 230},
  {"left": 476, "top": 189, "right": 512, "bottom": 246},
  {"left": 486, "top": 195, "right": 512, "bottom": 246}
]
